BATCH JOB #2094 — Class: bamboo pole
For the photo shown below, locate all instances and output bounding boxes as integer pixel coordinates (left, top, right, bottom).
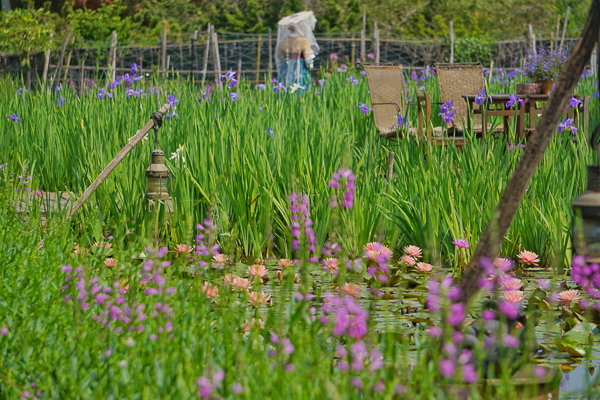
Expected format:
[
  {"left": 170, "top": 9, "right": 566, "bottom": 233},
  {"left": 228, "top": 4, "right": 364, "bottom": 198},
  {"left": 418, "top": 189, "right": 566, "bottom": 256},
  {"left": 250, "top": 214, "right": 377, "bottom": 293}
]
[
  {"left": 212, "top": 28, "right": 222, "bottom": 87},
  {"left": 237, "top": 59, "right": 242, "bottom": 79},
  {"left": 268, "top": 28, "right": 273, "bottom": 76},
  {"left": 51, "top": 27, "right": 72, "bottom": 92},
  {"left": 528, "top": 24, "right": 536, "bottom": 54},
  {"left": 42, "top": 32, "right": 53, "bottom": 89},
  {"left": 351, "top": 33, "right": 356, "bottom": 64},
  {"left": 255, "top": 35, "right": 262, "bottom": 85},
  {"left": 63, "top": 49, "right": 72, "bottom": 82},
  {"left": 361, "top": 8, "right": 366, "bottom": 61},
  {"left": 161, "top": 26, "right": 167, "bottom": 78},
  {"left": 202, "top": 24, "right": 211, "bottom": 84},
  {"left": 80, "top": 60, "right": 85, "bottom": 91},
  {"left": 458, "top": 0, "right": 600, "bottom": 304},
  {"left": 109, "top": 30, "right": 117, "bottom": 83},
  {"left": 374, "top": 22, "right": 380, "bottom": 65},
  {"left": 449, "top": 20, "right": 454, "bottom": 63},
  {"left": 560, "top": 6, "right": 570, "bottom": 50}
]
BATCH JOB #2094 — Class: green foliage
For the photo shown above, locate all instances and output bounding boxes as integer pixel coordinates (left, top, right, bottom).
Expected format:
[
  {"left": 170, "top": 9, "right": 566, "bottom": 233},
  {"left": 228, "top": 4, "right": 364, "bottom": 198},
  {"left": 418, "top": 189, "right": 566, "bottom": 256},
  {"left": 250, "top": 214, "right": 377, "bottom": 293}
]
[
  {"left": 66, "top": 0, "right": 138, "bottom": 44},
  {"left": 451, "top": 36, "right": 497, "bottom": 65},
  {"left": 0, "top": 8, "right": 54, "bottom": 63}
]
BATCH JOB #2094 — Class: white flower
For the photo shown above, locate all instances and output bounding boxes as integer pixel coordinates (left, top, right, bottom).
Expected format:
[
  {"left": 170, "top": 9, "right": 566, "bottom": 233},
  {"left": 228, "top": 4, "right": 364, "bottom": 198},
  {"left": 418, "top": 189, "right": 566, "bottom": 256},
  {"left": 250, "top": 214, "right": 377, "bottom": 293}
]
[
  {"left": 169, "top": 144, "right": 186, "bottom": 164},
  {"left": 290, "top": 83, "right": 304, "bottom": 93}
]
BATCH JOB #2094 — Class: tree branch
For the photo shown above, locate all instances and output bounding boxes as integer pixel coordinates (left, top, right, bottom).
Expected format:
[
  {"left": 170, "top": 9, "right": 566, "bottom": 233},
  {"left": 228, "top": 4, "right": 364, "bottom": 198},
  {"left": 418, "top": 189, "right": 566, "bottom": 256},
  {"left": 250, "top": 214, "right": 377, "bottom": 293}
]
[{"left": 384, "top": 1, "right": 430, "bottom": 37}]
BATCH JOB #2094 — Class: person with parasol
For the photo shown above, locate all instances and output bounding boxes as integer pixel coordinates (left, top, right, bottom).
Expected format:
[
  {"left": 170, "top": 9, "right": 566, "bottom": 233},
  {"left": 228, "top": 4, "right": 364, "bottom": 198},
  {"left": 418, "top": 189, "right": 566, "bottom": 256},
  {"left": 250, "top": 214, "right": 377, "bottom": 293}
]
[{"left": 275, "top": 11, "right": 320, "bottom": 95}]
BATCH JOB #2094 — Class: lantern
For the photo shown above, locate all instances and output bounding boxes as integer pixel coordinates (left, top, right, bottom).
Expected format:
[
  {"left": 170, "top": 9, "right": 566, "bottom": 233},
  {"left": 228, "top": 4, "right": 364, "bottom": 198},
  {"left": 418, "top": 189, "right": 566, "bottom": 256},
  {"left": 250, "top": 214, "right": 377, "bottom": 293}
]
[
  {"left": 572, "top": 159, "right": 600, "bottom": 261},
  {"left": 145, "top": 149, "right": 170, "bottom": 200}
]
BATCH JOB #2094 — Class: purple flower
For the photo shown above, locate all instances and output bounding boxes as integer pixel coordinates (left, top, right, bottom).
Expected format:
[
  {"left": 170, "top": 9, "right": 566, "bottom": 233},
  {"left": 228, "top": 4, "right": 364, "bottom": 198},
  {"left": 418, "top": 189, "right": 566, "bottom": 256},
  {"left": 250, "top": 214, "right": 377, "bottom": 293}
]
[
  {"left": 503, "top": 333, "right": 520, "bottom": 347},
  {"left": 451, "top": 238, "right": 470, "bottom": 249},
  {"left": 98, "top": 88, "right": 113, "bottom": 100},
  {"left": 264, "top": 127, "right": 274, "bottom": 137},
  {"left": 7, "top": 113, "right": 20, "bottom": 123},
  {"left": 569, "top": 97, "right": 583, "bottom": 108},
  {"left": 57, "top": 97, "right": 65, "bottom": 107},
  {"left": 438, "top": 101, "right": 456, "bottom": 124},
  {"left": 351, "top": 378, "right": 363, "bottom": 389},
  {"left": 329, "top": 168, "right": 356, "bottom": 209},
  {"left": 439, "top": 359, "right": 455, "bottom": 378},
  {"left": 273, "top": 82, "right": 287, "bottom": 93},
  {"left": 367, "top": 53, "right": 375, "bottom": 60},
  {"left": 1, "top": 327, "right": 7, "bottom": 336},
  {"left": 392, "top": 116, "right": 410, "bottom": 131},
  {"left": 198, "top": 93, "right": 211, "bottom": 102},
  {"left": 221, "top": 70, "right": 236, "bottom": 83},
  {"left": 462, "top": 363, "right": 478, "bottom": 383},
  {"left": 229, "top": 92, "right": 239, "bottom": 102},
  {"left": 255, "top": 84, "right": 266, "bottom": 90},
  {"left": 447, "top": 302, "right": 465, "bottom": 326},
  {"left": 557, "top": 117, "right": 577, "bottom": 134},
  {"left": 346, "top": 75, "right": 359, "bottom": 85},
  {"left": 475, "top": 88, "right": 487, "bottom": 106},
  {"left": 130, "top": 63, "right": 139, "bottom": 73},
  {"left": 482, "top": 310, "right": 495, "bottom": 320},
  {"left": 358, "top": 102, "right": 373, "bottom": 115},
  {"left": 498, "top": 300, "right": 520, "bottom": 319},
  {"left": 232, "top": 383, "right": 243, "bottom": 394},
  {"left": 167, "top": 94, "right": 180, "bottom": 108},
  {"left": 197, "top": 377, "right": 212, "bottom": 398},
  {"left": 227, "top": 78, "right": 238, "bottom": 89},
  {"left": 506, "top": 94, "right": 524, "bottom": 108}
]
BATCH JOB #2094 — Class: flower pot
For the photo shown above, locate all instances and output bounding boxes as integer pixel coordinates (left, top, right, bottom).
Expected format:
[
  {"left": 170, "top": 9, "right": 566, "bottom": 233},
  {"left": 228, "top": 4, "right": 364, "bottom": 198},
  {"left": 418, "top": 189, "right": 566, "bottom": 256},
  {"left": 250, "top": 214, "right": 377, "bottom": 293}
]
[
  {"left": 516, "top": 82, "right": 541, "bottom": 95},
  {"left": 539, "top": 79, "right": 555, "bottom": 95}
]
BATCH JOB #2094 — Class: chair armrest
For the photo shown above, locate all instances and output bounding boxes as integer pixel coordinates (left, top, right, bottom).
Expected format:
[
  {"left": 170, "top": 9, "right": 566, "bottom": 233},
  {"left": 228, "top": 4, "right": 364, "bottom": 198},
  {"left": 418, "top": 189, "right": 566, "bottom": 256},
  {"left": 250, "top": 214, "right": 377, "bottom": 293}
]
[{"left": 372, "top": 102, "right": 401, "bottom": 112}]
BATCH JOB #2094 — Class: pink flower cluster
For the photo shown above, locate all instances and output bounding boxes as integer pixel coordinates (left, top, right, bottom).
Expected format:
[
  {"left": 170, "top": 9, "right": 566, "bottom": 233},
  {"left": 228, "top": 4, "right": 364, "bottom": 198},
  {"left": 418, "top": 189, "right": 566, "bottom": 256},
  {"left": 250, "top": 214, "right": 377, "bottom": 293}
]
[
  {"left": 196, "top": 219, "right": 220, "bottom": 267},
  {"left": 337, "top": 341, "right": 383, "bottom": 372},
  {"left": 322, "top": 293, "right": 368, "bottom": 339},
  {"left": 363, "top": 242, "right": 392, "bottom": 283},
  {"left": 329, "top": 168, "right": 356, "bottom": 209}
]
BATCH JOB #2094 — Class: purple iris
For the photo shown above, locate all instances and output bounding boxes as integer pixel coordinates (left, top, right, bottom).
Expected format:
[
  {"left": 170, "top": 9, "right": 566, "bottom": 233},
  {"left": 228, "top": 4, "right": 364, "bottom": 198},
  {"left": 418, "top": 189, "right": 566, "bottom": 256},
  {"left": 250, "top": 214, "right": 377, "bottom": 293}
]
[
  {"left": 7, "top": 113, "right": 20, "bottom": 122},
  {"left": 221, "top": 70, "right": 236, "bottom": 83},
  {"left": 358, "top": 102, "right": 373, "bottom": 115},
  {"left": 438, "top": 101, "right": 456, "bottom": 124},
  {"left": 132, "top": 73, "right": 144, "bottom": 83},
  {"left": 505, "top": 94, "right": 524, "bottom": 108},
  {"left": 98, "top": 88, "right": 113, "bottom": 100},
  {"left": 123, "top": 73, "right": 132, "bottom": 84},
  {"left": 130, "top": 63, "right": 139, "bottom": 73},
  {"left": 346, "top": 75, "right": 359, "bottom": 85},
  {"left": 17, "top": 88, "right": 27, "bottom": 95},
  {"left": 273, "top": 82, "right": 287, "bottom": 94},
  {"left": 264, "top": 127, "right": 274, "bottom": 137},
  {"left": 229, "top": 92, "right": 239, "bottom": 102},
  {"left": 475, "top": 89, "right": 487, "bottom": 106},
  {"left": 198, "top": 93, "right": 210, "bottom": 102},
  {"left": 255, "top": 84, "right": 266, "bottom": 90},
  {"left": 391, "top": 116, "right": 410, "bottom": 130},
  {"left": 569, "top": 97, "right": 583, "bottom": 108},
  {"left": 58, "top": 97, "right": 65, "bottom": 107},
  {"left": 227, "top": 78, "right": 238, "bottom": 89},
  {"left": 557, "top": 117, "right": 577, "bottom": 134},
  {"left": 167, "top": 94, "right": 180, "bottom": 107}
]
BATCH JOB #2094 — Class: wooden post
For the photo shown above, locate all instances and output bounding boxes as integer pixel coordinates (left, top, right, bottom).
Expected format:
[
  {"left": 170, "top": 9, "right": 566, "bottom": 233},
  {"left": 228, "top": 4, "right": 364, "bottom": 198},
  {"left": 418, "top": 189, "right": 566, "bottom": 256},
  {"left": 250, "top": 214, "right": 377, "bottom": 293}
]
[
  {"left": 255, "top": 35, "right": 262, "bottom": 85},
  {"left": 268, "top": 28, "right": 273, "bottom": 76},
  {"left": 457, "top": 1, "right": 600, "bottom": 304},
  {"left": 556, "top": 15, "right": 561, "bottom": 44},
  {"left": 528, "top": 24, "right": 536, "bottom": 54},
  {"left": 202, "top": 24, "right": 211, "bottom": 84},
  {"left": 166, "top": 55, "right": 170, "bottom": 77},
  {"left": 80, "top": 60, "right": 85, "bottom": 91},
  {"left": 192, "top": 29, "right": 198, "bottom": 81},
  {"left": 237, "top": 59, "right": 242, "bottom": 80},
  {"left": 161, "top": 26, "right": 167, "bottom": 78},
  {"left": 351, "top": 33, "right": 356, "bottom": 64},
  {"left": 212, "top": 28, "right": 222, "bottom": 87},
  {"left": 560, "top": 6, "right": 570, "bottom": 50},
  {"left": 42, "top": 32, "right": 53, "bottom": 89},
  {"left": 178, "top": 43, "right": 183, "bottom": 70},
  {"left": 63, "top": 49, "right": 73, "bottom": 82},
  {"left": 361, "top": 8, "right": 366, "bottom": 62},
  {"left": 449, "top": 20, "right": 454, "bottom": 63},
  {"left": 489, "top": 61, "right": 494, "bottom": 84},
  {"left": 591, "top": 44, "right": 598, "bottom": 75},
  {"left": 109, "top": 30, "right": 117, "bottom": 83},
  {"left": 374, "top": 22, "right": 380, "bottom": 65},
  {"left": 51, "top": 27, "right": 72, "bottom": 92}
]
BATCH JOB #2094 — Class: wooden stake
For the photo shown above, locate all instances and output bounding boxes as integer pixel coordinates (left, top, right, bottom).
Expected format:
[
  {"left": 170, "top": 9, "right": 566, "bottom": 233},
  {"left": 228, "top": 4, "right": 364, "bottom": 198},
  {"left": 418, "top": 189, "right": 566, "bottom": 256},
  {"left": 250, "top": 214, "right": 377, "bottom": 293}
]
[
  {"left": 80, "top": 60, "right": 85, "bottom": 91},
  {"left": 374, "top": 22, "right": 380, "bottom": 65},
  {"left": 351, "top": 33, "right": 356, "bottom": 64},
  {"left": 592, "top": 44, "right": 598, "bottom": 76},
  {"left": 449, "top": 20, "right": 454, "bottom": 63},
  {"left": 255, "top": 35, "right": 262, "bottom": 85},
  {"left": 361, "top": 8, "right": 366, "bottom": 61},
  {"left": 202, "top": 24, "right": 211, "bottom": 84},
  {"left": 489, "top": 61, "right": 494, "bottom": 84},
  {"left": 560, "top": 6, "right": 570, "bottom": 50},
  {"left": 212, "top": 28, "right": 222, "bottom": 88},
  {"left": 63, "top": 49, "right": 72, "bottom": 82},
  {"left": 51, "top": 27, "right": 72, "bottom": 92},
  {"left": 237, "top": 59, "right": 242, "bottom": 80},
  {"left": 458, "top": 1, "right": 600, "bottom": 304},
  {"left": 268, "top": 28, "right": 273, "bottom": 76},
  {"left": 109, "top": 30, "right": 117, "bottom": 83},
  {"left": 42, "top": 32, "right": 53, "bottom": 89},
  {"left": 166, "top": 55, "right": 170, "bottom": 77},
  {"left": 528, "top": 24, "right": 535, "bottom": 54},
  {"left": 161, "top": 26, "right": 167, "bottom": 78},
  {"left": 556, "top": 15, "right": 561, "bottom": 44}
]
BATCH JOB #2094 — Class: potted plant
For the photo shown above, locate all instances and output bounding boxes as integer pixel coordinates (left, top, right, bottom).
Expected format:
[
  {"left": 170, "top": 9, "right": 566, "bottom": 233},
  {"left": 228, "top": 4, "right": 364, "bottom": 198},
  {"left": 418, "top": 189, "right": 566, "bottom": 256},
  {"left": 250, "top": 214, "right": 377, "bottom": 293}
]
[{"left": 521, "top": 49, "right": 568, "bottom": 94}]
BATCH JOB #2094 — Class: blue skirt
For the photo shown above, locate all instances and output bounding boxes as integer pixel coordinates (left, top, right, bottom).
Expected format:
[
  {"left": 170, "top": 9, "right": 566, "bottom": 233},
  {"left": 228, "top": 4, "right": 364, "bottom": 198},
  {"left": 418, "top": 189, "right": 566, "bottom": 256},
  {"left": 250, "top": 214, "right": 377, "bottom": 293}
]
[{"left": 278, "top": 59, "right": 311, "bottom": 95}]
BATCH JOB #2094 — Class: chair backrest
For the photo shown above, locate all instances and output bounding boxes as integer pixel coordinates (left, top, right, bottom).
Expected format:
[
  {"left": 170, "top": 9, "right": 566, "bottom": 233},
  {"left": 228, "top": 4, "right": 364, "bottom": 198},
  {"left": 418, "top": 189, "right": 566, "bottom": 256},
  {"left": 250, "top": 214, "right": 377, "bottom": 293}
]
[
  {"left": 435, "top": 63, "right": 484, "bottom": 127},
  {"left": 360, "top": 64, "right": 407, "bottom": 134}
]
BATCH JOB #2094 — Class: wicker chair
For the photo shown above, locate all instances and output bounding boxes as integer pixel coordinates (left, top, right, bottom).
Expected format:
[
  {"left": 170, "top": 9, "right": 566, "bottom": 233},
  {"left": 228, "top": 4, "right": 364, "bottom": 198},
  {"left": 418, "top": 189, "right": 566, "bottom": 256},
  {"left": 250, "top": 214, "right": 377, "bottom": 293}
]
[
  {"left": 418, "top": 62, "right": 503, "bottom": 144},
  {"left": 358, "top": 64, "right": 421, "bottom": 139}
]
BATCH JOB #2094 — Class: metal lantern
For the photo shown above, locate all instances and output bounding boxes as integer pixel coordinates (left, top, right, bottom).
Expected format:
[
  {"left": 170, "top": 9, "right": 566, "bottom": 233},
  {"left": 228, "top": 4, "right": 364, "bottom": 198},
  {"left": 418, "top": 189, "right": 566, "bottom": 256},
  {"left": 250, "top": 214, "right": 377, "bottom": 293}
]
[
  {"left": 145, "top": 149, "right": 170, "bottom": 200},
  {"left": 573, "top": 156, "right": 600, "bottom": 261}
]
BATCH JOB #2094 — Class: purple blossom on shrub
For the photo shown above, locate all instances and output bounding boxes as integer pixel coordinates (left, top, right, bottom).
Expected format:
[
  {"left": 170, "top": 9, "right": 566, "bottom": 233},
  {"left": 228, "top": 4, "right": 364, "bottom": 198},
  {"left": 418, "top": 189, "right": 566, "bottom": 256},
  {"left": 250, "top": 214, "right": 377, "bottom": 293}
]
[{"left": 505, "top": 94, "right": 524, "bottom": 108}]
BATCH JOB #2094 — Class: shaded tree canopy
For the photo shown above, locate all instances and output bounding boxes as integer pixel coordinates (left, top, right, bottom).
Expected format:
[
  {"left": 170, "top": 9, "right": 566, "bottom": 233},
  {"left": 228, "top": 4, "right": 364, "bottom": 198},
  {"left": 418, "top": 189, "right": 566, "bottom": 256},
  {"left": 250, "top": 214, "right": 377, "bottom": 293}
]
[{"left": 2, "top": 0, "right": 592, "bottom": 46}]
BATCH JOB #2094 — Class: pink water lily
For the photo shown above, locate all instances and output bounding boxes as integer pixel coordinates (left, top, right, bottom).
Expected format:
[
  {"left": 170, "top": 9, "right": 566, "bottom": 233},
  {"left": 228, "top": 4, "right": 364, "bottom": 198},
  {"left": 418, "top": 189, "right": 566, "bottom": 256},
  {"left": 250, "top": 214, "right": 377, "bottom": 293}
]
[{"left": 517, "top": 250, "right": 539, "bottom": 266}]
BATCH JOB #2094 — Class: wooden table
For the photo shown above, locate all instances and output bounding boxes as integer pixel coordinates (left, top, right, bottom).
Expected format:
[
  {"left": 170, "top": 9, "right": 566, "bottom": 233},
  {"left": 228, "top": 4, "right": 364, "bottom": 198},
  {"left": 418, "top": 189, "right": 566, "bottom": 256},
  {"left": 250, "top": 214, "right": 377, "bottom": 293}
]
[{"left": 462, "top": 94, "right": 581, "bottom": 139}]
